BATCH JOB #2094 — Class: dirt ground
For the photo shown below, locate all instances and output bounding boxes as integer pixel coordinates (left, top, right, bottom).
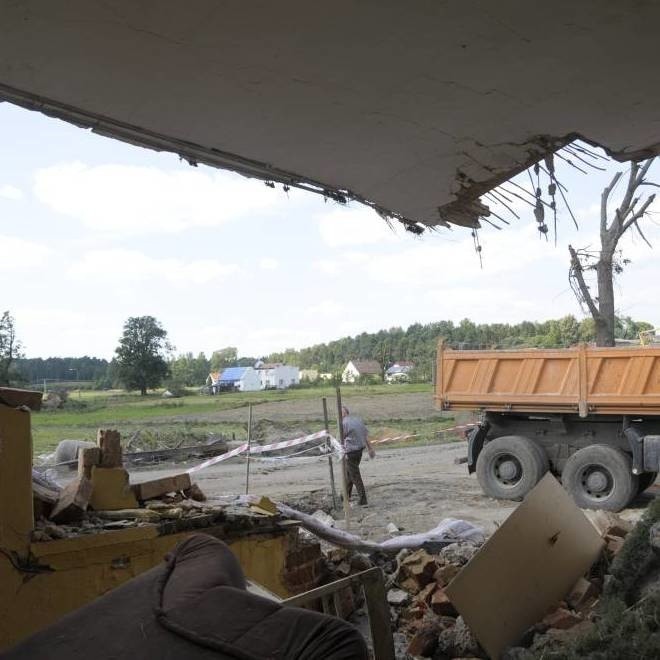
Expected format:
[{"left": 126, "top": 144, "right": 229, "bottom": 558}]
[
  {"left": 125, "top": 389, "right": 656, "bottom": 540},
  {"left": 130, "top": 440, "right": 657, "bottom": 542}
]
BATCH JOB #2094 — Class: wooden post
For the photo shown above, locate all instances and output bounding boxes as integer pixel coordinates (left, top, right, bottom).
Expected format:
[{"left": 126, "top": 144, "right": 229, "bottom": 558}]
[
  {"left": 322, "top": 397, "right": 338, "bottom": 509},
  {"left": 245, "top": 403, "right": 253, "bottom": 495},
  {"left": 335, "top": 386, "right": 351, "bottom": 528}
]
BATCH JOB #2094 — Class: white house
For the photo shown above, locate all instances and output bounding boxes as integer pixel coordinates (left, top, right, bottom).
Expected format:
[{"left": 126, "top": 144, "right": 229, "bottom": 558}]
[
  {"left": 342, "top": 359, "right": 382, "bottom": 384},
  {"left": 385, "top": 361, "right": 415, "bottom": 383},
  {"left": 211, "top": 366, "right": 262, "bottom": 392},
  {"left": 256, "top": 363, "right": 300, "bottom": 389}
]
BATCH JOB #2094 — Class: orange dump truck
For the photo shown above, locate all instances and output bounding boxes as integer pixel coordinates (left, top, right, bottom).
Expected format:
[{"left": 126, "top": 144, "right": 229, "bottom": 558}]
[{"left": 435, "top": 341, "right": 660, "bottom": 511}]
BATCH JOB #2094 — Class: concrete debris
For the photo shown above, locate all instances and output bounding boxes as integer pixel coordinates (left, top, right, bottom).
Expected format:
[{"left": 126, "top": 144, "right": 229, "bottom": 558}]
[
  {"left": 386, "top": 522, "right": 400, "bottom": 534},
  {"left": 387, "top": 589, "right": 410, "bottom": 606},
  {"left": 49, "top": 476, "right": 93, "bottom": 524},
  {"left": 359, "top": 503, "right": 642, "bottom": 659}
]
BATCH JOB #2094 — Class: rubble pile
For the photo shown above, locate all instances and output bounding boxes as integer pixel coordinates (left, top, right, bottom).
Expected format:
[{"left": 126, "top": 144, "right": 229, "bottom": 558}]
[{"left": 317, "top": 506, "right": 657, "bottom": 660}]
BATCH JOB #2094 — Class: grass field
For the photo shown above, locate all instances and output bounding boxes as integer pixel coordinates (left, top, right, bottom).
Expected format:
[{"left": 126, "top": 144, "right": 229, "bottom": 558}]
[{"left": 31, "top": 383, "right": 446, "bottom": 454}]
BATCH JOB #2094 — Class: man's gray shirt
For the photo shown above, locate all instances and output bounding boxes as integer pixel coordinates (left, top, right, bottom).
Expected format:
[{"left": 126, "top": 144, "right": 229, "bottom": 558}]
[{"left": 342, "top": 414, "right": 368, "bottom": 452}]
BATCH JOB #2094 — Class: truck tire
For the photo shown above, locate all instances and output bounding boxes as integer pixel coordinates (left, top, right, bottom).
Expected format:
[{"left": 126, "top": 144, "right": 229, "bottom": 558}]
[
  {"left": 637, "top": 471, "right": 658, "bottom": 494},
  {"left": 476, "top": 436, "right": 548, "bottom": 501},
  {"left": 562, "top": 445, "right": 638, "bottom": 512}
]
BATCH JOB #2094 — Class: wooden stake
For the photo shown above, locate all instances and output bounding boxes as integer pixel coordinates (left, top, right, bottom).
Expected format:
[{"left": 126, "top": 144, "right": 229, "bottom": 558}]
[
  {"left": 322, "top": 397, "right": 338, "bottom": 509},
  {"left": 245, "top": 403, "right": 253, "bottom": 495},
  {"left": 335, "top": 386, "right": 351, "bottom": 529}
]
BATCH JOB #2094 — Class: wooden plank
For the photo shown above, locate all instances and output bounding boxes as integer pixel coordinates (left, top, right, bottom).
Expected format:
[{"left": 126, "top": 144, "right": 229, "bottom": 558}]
[
  {"left": 50, "top": 476, "right": 93, "bottom": 523},
  {"left": 362, "top": 568, "right": 396, "bottom": 660},
  {"left": 98, "top": 429, "right": 122, "bottom": 468},
  {"left": 131, "top": 473, "right": 191, "bottom": 501}
]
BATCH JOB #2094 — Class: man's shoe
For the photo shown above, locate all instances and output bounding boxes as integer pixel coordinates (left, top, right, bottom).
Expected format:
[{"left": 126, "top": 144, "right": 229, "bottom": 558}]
[{"left": 358, "top": 498, "right": 368, "bottom": 506}]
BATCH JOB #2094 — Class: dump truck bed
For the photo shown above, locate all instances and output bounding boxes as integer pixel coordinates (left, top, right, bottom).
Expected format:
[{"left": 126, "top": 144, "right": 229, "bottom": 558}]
[{"left": 435, "top": 343, "right": 660, "bottom": 417}]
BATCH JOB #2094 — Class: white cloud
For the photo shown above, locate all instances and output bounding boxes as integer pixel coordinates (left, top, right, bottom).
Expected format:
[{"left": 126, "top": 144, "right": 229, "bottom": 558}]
[
  {"left": 318, "top": 205, "right": 399, "bottom": 247},
  {"left": 259, "top": 257, "right": 279, "bottom": 270},
  {"left": 0, "top": 184, "right": 23, "bottom": 200},
  {"left": 313, "top": 259, "right": 341, "bottom": 275},
  {"left": 34, "top": 162, "right": 286, "bottom": 236},
  {"left": 0, "top": 235, "right": 51, "bottom": 270},
  {"left": 306, "top": 300, "right": 344, "bottom": 318},
  {"left": 68, "top": 249, "right": 239, "bottom": 285}
]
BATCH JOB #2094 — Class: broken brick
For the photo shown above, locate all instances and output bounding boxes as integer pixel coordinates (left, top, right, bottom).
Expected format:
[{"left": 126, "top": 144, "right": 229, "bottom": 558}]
[
  {"left": 132, "top": 473, "right": 191, "bottom": 501},
  {"left": 97, "top": 429, "right": 122, "bottom": 468},
  {"left": 430, "top": 588, "right": 457, "bottom": 616},
  {"left": 415, "top": 582, "right": 437, "bottom": 605},
  {"left": 542, "top": 607, "right": 583, "bottom": 631},
  {"left": 407, "top": 621, "right": 439, "bottom": 657},
  {"left": 50, "top": 476, "right": 93, "bottom": 524},
  {"left": 434, "top": 562, "right": 461, "bottom": 587},
  {"left": 77, "top": 447, "right": 101, "bottom": 479}
]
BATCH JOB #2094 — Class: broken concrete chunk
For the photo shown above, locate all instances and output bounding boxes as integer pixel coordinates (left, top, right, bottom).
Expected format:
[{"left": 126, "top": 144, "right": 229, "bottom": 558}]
[
  {"left": 386, "top": 522, "right": 400, "bottom": 534},
  {"left": 387, "top": 588, "right": 410, "bottom": 606},
  {"left": 439, "top": 542, "right": 478, "bottom": 566},
  {"left": 90, "top": 466, "right": 138, "bottom": 511},
  {"left": 78, "top": 446, "right": 101, "bottom": 479},
  {"left": 50, "top": 476, "right": 93, "bottom": 524},
  {"left": 132, "top": 473, "right": 191, "bottom": 501}
]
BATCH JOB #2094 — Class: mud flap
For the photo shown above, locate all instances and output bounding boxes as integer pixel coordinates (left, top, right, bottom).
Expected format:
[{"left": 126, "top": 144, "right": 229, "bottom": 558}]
[
  {"left": 623, "top": 424, "right": 645, "bottom": 474},
  {"left": 467, "top": 422, "right": 489, "bottom": 474}
]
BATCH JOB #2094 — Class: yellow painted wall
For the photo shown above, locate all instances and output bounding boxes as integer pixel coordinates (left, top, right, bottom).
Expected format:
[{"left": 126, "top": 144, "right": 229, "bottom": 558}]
[
  {"left": 0, "top": 526, "right": 290, "bottom": 651},
  {"left": 0, "top": 402, "right": 292, "bottom": 652}
]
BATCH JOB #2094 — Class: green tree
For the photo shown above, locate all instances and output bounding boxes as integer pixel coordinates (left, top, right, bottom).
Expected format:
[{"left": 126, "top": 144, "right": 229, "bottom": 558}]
[
  {"left": 0, "top": 311, "right": 24, "bottom": 386},
  {"left": 210, "top": 347, "right": 238, "bottom": 371},
  {"left": 114, "top": 316, "right": 172, "bottom": 395}
]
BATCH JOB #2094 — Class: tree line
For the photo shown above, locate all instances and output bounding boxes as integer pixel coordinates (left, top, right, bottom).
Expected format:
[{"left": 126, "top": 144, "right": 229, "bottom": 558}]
[{"left": 2, "top": 312, "right": 653, "bottom": 392}]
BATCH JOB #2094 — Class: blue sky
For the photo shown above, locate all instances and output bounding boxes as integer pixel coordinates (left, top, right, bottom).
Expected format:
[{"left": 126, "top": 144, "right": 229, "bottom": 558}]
[{"left": 1, "top": 101, "right": 658, "bottom": 359}]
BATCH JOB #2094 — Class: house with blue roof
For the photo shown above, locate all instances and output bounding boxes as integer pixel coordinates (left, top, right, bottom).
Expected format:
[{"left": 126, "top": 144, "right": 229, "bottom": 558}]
[{"left": 209, "top": 366, "right": 261, "bottom": 393}]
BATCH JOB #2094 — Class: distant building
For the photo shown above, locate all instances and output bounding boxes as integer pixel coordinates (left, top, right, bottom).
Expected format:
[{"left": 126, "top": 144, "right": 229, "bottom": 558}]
[
  {"left": 209, "top": 367, "right": 261, "bottom": 393},
  {"left": 385, "top": 361, "right": 415, "bottom": 383},
  {"left": 318, "top": 372, "right": 334, "bottom": 381},
  {"left": 342, "top": 359, "right": 382, "bottom": 384},
  {"left": 256, "top": 363, "right": 300, "bottom": 389}
]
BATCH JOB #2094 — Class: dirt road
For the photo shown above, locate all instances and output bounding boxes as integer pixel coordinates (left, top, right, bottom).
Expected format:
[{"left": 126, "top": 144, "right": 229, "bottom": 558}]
[{"left": 133, "top": 441, "right": 516, "bottom": 539}]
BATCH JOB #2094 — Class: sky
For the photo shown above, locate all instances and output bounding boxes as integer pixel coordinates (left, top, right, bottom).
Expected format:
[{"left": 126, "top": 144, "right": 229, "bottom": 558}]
[{"left": 1, "top": 102, "right": 659, "bottom": 360}]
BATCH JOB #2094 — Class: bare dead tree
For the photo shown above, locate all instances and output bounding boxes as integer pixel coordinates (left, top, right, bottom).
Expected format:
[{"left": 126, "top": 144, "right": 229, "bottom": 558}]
[{"left": 569, "top": 159, "right": 657, "bottom": 346}]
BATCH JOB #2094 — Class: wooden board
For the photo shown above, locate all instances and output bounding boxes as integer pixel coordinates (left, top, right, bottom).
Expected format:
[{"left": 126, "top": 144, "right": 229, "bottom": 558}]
[{"left": 445, "top": 474, "right": 604, "bottom": 659}]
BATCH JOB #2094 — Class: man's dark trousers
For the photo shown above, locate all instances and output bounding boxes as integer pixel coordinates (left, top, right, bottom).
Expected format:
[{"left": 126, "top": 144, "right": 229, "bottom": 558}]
[{"left": 346, "top": 449, "right": 367, "bottom": 505}]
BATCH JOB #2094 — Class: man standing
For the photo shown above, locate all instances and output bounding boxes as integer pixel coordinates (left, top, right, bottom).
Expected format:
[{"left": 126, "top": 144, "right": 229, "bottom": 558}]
[{"left": 341, "top": 406, "right": 375, "bottom": 506}]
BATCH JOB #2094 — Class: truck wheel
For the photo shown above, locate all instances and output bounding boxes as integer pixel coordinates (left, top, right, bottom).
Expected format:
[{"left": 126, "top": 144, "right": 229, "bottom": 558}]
[
  {"left": 562, "top": 445, "right": 638, "bottom": 512},
  {"left": 476, "top": 436, "right": 548, "bottom": 500},
  {"left": 637, "top": 471, "right": 658, "bottom": 494}
]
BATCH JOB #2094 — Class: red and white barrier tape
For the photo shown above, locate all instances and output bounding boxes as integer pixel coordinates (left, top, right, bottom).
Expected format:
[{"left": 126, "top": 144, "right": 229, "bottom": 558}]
[
  {"left": 188, "top": 423, "right": 477, "bottom": 473},
  {"left": 187, "top": 430, "right": 340, "bottom": 473}
]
